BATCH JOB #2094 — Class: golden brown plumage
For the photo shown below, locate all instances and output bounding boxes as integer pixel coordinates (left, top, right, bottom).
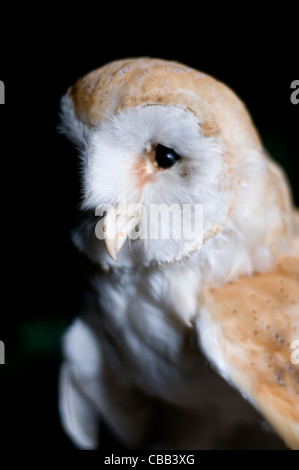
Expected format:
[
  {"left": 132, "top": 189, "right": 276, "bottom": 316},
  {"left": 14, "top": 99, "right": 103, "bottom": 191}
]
[
  {"left": 68, "top": 57, "right": 260, "bottom": 147},
  {"left": 201, "top": 238, "right": 299, "bottom": 449}
]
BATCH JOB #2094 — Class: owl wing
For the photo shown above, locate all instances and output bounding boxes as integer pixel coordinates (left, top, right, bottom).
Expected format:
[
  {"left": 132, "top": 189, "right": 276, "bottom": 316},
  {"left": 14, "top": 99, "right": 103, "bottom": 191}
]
[{"left": 197, "top": 248, "right": 299, "bottom": 449}]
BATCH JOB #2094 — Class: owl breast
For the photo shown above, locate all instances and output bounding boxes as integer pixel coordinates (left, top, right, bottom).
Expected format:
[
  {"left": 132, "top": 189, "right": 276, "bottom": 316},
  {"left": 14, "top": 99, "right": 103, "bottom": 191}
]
[{"left": 88, "top": 265, "right": 207, "bottom": 403}]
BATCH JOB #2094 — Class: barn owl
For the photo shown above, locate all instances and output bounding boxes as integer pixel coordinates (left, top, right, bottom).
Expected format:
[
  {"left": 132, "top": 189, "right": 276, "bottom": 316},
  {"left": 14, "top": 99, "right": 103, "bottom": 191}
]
[{"left": 59, "top": 58, "right": 299, "bottom": 450}]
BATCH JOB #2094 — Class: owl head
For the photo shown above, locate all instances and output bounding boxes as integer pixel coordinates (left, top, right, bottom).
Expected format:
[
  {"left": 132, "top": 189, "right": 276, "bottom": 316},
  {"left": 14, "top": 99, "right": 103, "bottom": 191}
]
[{"left": 60, "top": 58, "right": 292, "bottom": 274}]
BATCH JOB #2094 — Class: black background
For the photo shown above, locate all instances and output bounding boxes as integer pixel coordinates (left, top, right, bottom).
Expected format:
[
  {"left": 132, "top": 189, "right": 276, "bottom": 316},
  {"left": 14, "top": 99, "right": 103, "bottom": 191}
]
[{"left": 0, "top": 14, "right": 298, "bottom": 452}]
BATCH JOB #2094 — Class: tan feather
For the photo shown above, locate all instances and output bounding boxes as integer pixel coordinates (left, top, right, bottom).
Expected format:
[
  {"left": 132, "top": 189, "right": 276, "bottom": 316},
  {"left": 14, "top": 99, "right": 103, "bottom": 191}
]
[
  {"left": 68, "top": 58, "right": 261, "bottom": 151},
  {"left": 200, "top": 245, "right": 299, "bottom": 449}
]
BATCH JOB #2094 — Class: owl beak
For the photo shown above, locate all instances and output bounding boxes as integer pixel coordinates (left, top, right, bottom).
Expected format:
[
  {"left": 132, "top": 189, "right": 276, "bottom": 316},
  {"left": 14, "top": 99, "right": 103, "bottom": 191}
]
[{"left": 103, "top": 203, "right": 141, "bottom": 261}]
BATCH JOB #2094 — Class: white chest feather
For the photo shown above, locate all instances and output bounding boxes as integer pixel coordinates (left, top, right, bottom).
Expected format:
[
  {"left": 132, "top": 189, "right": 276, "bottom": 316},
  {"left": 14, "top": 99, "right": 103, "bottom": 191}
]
[{"left": 89, "top": 265, "right": 202, "bottom": 402}]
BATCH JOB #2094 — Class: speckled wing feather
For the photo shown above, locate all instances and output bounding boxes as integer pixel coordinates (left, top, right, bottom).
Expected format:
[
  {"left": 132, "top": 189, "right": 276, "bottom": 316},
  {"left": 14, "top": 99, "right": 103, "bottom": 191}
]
[{"left": 198, "top": 239, "right": 299, "bottom": 449}]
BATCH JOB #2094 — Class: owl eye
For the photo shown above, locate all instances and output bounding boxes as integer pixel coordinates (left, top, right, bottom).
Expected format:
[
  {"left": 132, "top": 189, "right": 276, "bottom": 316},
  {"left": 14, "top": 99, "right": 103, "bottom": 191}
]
[{"left": 154, "top": 144, "right": 181, "bottom": 169}]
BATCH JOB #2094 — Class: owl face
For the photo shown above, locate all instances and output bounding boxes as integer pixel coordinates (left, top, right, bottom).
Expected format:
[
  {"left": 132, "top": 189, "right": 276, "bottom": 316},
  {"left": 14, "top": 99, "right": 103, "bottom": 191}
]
[
  {"left": 70, "top": 104, "right": 235, "bottom": 265},
  {"left": 61, "top": 58, "right": 267, "bottom": 268}
]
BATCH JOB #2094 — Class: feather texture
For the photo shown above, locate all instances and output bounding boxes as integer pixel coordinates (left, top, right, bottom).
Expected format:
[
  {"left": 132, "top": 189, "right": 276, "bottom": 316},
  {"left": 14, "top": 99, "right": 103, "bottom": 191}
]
[{"left": 198, "top": 247, "right": 299, "bottom": 449}]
